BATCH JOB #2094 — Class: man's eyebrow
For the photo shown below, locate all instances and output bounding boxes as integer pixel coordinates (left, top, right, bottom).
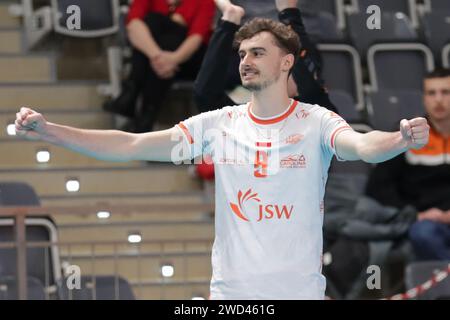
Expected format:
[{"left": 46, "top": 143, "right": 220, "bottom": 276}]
[
  {"left": 250, "top": 47, "right": 266, "bottom": 52},
  {"left": 239, "top": 47, "right": 267, "bottom": 53}
]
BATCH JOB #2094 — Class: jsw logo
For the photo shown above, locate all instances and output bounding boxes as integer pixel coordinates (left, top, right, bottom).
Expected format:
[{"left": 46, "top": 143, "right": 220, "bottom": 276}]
[{"left": 230, "top": 189, "right": 294, "bottom": 222}]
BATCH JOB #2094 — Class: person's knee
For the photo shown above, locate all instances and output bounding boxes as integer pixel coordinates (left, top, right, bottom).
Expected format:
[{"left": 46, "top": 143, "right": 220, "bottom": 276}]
[{"left": 409, "top": 220, "right": 440, "bottom": 244}]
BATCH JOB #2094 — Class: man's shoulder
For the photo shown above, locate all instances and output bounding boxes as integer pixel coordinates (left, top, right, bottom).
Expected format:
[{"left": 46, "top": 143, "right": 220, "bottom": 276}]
[{"left": 294, "top": 101, "right": 338, "bottom": 119}]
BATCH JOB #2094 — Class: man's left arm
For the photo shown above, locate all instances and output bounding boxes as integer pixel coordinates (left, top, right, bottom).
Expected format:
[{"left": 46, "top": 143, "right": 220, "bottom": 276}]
[{"left": 334, "top": 117, "right": 430, "bottom": 163}]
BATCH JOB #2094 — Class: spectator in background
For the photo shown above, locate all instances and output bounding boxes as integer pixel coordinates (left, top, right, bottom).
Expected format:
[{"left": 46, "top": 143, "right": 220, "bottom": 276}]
[
  {"left": 366, "top": 68, "right": 450, "bottom": 261},
  {"left": 104, "top": 0, "right": 215, "bottom": 133}
]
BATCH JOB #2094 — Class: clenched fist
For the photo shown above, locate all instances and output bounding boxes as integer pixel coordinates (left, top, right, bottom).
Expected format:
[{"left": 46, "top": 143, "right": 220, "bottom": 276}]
[
  {"left": 15, "top": 107, "right": 48, "bottom": 141},
  {"left": 400, "top": 117, "right": 430, "bottom": 149}
]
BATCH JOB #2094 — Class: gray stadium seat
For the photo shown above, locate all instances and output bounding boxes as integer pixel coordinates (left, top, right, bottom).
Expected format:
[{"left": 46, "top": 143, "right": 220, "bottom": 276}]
[
  {"left": 328, "top": 90, "right": 362, "bottom": 123},
  {"left": 347, "top": 11, "right": 418, "bottom": 57},
  {"left": 368, "top": 43, "right": 435, "bottom": 92},
  {"left": 52, "top": 0, "right": 120, "bottom": 37},
  {"left": 424, "top": 0, "right": 450, "bottom": 14},
  {"left": 301, "top": 11, "right": 345, "bottom": 43},
  {"left": 443, "top": 44, "right": 450, "bottom": 68},
  {"left": 405, "top": 261, "right": 450, "bottom": 300},
  {"left": 367, "top": 90, "right": 425, "bottom": 131},
  {"left": 0, "top": 276, "right": 46, "bottom": 300},
  {"left": 60, "top": 275, "right": 135, "bottom": 300},
  {"left": 0, "top": 182, "right": 62, "bottom": 298},
  {"left": 299, "top": 0, "right": 346, "bottom": 30},
  {"left": 351, "top": 0, "right": 418, "bottom": 26},
  {"left": 318, "top": 44, "right": 364, "bottom": 110},
  {"left": 422, "top": 12, "right": 450, "bottom": 61}
]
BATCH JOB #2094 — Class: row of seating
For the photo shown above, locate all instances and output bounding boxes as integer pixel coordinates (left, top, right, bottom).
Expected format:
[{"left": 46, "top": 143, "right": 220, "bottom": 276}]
[
  {"left": 318, "top": 42, "right": 447, "bottom": 126},
  {"left": 16, "top": 1, "right": 450, "bottom": 55},
  {"left": 299, "top": 0, "right": 450, "bottom": 31},
  {"left": 1, "top": 182, "right": 448, "bottom": 300},
  {"left": 0, "top": 182, "right": 135, "bottom": 300}
]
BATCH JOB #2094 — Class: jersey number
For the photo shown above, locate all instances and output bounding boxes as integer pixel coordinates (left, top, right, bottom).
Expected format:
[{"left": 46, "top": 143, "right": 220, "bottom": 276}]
[{"left": 254, "top": 142, "right": 271, "bottom": 178}]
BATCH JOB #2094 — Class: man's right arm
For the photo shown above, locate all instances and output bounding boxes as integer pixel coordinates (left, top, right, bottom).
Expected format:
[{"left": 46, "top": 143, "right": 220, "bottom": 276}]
[{"left": 15, "top": 107, "right": 188, "bottom": 163}]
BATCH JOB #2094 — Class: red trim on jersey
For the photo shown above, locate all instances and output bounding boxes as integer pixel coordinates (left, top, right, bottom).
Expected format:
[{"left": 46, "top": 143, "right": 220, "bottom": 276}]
[
  {"left": 256, "top": 142, "right": 272, "bottom": 147},
  {"left": 330, "top": 126, "right": 352, "bottom": 148},
  {"left": 248, "top": 100, "right": 298, "bottom": 125},
  {"left": 177, "top": 122, "right": 194, "bottom": 144}
]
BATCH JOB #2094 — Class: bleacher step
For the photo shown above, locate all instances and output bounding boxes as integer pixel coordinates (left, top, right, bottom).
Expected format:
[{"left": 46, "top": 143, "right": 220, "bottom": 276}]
[
  {"left": 0, "top": 165, "right": 202, "bottom": 197},
  {"left": 0, "top": 30, "right": 22, "bottom": 54},
  {"left": 0, "top": 55, "right": 54, "bottom": 83},
  {"left": 0, "top": 4, "right": 21, "bottom": 28},
  {"left": 0, "top": 83, "right": 106, "bottom": 111}
]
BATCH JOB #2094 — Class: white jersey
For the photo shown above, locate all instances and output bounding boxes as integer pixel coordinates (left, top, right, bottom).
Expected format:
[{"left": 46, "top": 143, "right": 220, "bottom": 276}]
[{"left": 176, "top": 99, "right": 352, "bottom": 299}]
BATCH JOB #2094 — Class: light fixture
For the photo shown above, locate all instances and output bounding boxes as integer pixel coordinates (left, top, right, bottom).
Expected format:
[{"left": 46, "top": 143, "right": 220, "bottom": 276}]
[
  {"left": 128, "top": 232, "right": 142, "bottom": 244},
  {"left": 36, "top": 149, "right": 50, "bottom": 163},
  {"left": 161, "top": 264, "right": 174, "bottom": 278},
  {"left": 66, "top": 178, "right": 80, "bottom": 192},
  {"left": 6, "top": 124, "right": 16, "bottom": 136},
  {"left": 323, "top": 252, "right": 332, "bottom": 266},
  {"left": 192, "top": 295, "right": 205, "bottom": 300},
  {"left": 97, "top": 211, "right": 111, "bottom": 219}
]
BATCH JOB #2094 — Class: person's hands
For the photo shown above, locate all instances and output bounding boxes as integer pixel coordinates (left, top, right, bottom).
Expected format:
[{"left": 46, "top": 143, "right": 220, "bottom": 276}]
[
  {"left": 400, "top": 117, "right": 430, "bottom": 149},
  {"left": 15, "top": 107, "right": 49, "bottom": 141},
  {"left": 418, "top": 208, "right": 445, "bottom": 222},
  {"left": 150, "top": 51, "right": 180, "bottom": 79}
]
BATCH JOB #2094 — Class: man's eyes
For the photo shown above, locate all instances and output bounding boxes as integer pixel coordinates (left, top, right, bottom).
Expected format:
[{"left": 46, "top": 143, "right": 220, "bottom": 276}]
[{"left": 426, "top": 90, "right": 450, "bottom": 95}]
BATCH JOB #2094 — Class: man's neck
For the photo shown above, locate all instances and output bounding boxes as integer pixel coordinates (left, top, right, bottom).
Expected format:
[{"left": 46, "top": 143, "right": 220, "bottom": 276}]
[
  {"left": 250, "top": 82, "right": 291, "bottom": 118},
  {"left": 430, "top": 118, "right": 450, "bottom": 138}
]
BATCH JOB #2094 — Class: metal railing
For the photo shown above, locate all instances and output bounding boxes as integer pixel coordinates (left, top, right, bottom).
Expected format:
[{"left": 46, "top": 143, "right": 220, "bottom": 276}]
[{"left": 0, "top": 203, "right": 214, "bottom": 300}]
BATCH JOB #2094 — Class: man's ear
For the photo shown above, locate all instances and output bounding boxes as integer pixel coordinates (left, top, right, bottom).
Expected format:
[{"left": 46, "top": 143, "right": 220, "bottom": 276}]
[{"left": 281, "top": 53, "right": 295, "bottom": 72}]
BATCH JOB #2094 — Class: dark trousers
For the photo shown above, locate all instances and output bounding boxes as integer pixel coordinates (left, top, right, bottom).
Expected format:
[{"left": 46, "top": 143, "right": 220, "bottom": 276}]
[
  {"left": 409, "top": 220, "right": 450, "bottom": 260},
  {"left": 130, "top": 13, "right": 206, "bottom": 131},
  {"left": 193, "top": 9, "right": 338, "bottom": 114}
]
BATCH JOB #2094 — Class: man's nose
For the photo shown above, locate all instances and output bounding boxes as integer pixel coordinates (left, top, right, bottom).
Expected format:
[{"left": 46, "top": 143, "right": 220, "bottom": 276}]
[
  {"left": 241, "top": 54, "right": 252, "bottom": 66},
  {"left": 435, "top": 92, "right": 444, "bottom": 102}
]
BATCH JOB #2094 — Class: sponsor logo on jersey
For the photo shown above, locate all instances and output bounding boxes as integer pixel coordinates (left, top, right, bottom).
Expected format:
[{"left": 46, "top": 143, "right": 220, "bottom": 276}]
[
  {"left": 280, "top": 154, "right": 306, "bottom": 168},
  {"left": 230, "top": 188, "right": 294, "bottom": 222},
  {"left": 295, "top": 109, "right": 310, "bottom": 119},
  {"left": 285, "top": 134, "right": 304, "bottom": 145}
]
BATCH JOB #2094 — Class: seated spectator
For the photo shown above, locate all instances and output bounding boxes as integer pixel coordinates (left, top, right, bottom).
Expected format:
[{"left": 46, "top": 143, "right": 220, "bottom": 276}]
[
  {"left": 366, "top": 68, "right": 450, "bottom": 261},
  {"left": 104, "top": 0, "right": 215, "bottom": 132}
]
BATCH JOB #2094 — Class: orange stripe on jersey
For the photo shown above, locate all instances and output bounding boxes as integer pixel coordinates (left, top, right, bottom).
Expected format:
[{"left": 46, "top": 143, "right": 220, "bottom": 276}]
[
  {"left": 256, "top": 142, "right": 272, "bottom": 147},
  {"left": 409, "top": 127, "right": 450, "bottom": 156},
  {"left": 177, "top": 122, "right": 194, "bottom": 144},
  {"left": 330, "top": 126, "right": 352, "bottom": 149},
  {"left": 248, "top": 100, "right": 298, "bottom": 125}
]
